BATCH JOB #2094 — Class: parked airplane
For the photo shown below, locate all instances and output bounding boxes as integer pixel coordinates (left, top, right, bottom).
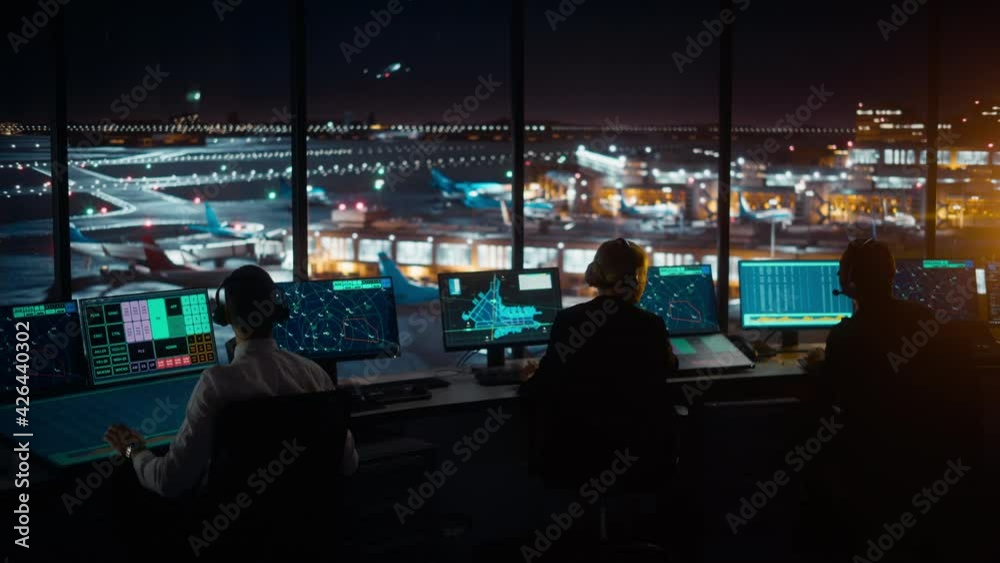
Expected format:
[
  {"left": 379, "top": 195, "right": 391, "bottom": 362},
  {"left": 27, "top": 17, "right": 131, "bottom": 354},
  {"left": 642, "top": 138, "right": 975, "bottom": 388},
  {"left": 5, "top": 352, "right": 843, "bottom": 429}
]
[
  {"left": 738, "top": 194, "right": 794, "bottom": 227},
  {"left": 188, "top": 204, "right": 270, "bottom": 240},
  {"left": 880, "top": 200, "right": 918, "bottom": 229},
  {"left": 377, "top": 252, "right": 439, "bottom": 305},
  {"left": 431, "top": 168, "right": 508, "bottom": 201},
  {"left": 615, "top": 188, "right": 682, "bottom": 224}
]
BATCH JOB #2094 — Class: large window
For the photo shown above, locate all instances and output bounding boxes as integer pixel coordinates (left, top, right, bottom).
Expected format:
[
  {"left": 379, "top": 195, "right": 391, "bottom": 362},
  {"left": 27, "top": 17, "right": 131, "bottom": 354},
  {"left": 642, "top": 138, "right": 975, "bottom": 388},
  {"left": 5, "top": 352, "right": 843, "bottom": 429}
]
[
  {"left": 525, "top": 0, "right": 720, "bottom": 305},
  {"left": 306, "top": 0, "right": 512, "bottom": 375},
  {"left": 64, "top": 0, "right": 292, "bottom": 304},
  {"left": 733, "top": 0, "right": 929, "bottom": 334},
  {"left": 0, "top": 0, "right": 53, "bottom": 305}
]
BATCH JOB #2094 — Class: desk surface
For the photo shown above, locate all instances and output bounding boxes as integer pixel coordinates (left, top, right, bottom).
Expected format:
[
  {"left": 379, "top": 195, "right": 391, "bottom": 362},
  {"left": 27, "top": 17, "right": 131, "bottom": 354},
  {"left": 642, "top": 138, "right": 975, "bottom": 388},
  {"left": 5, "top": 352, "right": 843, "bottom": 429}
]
[{"left": 1, "top": 356, "right": 806, "bottom": 468}]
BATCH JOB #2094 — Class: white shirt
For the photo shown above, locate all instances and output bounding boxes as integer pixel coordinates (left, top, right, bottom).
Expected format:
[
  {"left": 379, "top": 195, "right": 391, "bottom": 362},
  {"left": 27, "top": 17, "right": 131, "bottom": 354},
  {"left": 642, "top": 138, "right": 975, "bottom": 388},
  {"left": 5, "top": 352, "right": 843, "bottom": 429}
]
[{"left": 132, "top": 338, "right": 359, "bottom": 498}]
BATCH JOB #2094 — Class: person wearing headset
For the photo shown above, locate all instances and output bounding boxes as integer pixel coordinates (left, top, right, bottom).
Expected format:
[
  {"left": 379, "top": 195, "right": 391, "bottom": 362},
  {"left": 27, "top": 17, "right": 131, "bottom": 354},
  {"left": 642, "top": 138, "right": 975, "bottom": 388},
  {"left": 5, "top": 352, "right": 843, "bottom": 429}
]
[
  {"left": 821, "top": 238, "right": 935, "bottom": 386},
  {"left": 518, "top": 239, "right": 679, "bottom": 478},
  {"left": 103, "top": 265, "right": 359, "bottom": 498}
]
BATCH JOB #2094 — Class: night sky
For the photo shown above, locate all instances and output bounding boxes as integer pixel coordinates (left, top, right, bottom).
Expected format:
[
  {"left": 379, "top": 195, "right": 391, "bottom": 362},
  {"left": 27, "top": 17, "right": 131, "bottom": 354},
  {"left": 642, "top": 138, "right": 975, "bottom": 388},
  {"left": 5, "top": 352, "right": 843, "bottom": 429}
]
[{"left": 1, "top": 0, "right": 996, "bottom": 126}]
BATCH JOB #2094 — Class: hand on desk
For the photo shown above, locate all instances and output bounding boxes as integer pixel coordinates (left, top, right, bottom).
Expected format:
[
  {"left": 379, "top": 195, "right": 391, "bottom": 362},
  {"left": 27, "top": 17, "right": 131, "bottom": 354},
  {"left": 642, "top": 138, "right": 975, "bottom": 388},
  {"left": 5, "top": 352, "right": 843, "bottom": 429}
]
[
  {"left": 104, "top": 423, "right": 146, "bottom": 458},
  {"left": 520, "top": 360, "right": 539, "bottom": 382}
]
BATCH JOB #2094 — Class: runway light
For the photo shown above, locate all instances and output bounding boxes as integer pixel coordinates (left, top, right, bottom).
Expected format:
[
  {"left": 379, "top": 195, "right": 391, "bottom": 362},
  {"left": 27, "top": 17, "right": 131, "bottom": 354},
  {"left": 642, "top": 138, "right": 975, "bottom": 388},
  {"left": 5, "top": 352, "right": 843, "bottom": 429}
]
[
  {"left": 194, "top": 197, "right": 201, "bottom": 204},
  {"left": 85, "top": 208, "right": 94, "bottom": 215},
  {"left": 374, "top": 179, "right": 385, "bottom": 191},
  {"left": 145, "top": 219, "right": 153, "bottom": 227},
  {"left": 355, "top": 202, "right": 366, "bottom": 211},
  {"left": 788, "top": 145, "right": 796, "bottom": 152},
  {"left": 505, "top": 170, "right": 513, "bottom": 179},
  {"left": 100, "top": 207, "right": 108, "bottom": 214},
  {"left": 267, "top": 192, "right": 277, "bottom": 200}
]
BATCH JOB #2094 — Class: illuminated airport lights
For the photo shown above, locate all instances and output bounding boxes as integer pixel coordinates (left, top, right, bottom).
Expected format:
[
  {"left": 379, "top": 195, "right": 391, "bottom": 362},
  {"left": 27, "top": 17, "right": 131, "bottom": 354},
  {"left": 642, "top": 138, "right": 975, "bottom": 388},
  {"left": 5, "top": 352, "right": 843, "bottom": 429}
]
[
  {"left": 268, "top": 192, "right": 277, "bottom": 200},
  {"left": 374, "top": 179, "right": 385, "bottom": 191},
  {"left": 85, "top": 208, "right": 94, "bottom": 215},
  {"left": 505, "top": 170, "right": 513, "bottom": 179}
]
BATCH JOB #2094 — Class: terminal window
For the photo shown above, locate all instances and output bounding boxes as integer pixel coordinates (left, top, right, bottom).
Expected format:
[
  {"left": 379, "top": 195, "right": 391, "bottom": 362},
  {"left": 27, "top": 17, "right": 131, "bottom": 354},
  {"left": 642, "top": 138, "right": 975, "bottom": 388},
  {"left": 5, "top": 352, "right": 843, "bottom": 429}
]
[
  {"left": 989, "top": 263, "right": 1000, "bottom": 325},
  {"left": 740, "top": 261, "right": 853, "bottom": 329},
  {"left": 82, "top": 291, "right": 216, "bottom": 385}
]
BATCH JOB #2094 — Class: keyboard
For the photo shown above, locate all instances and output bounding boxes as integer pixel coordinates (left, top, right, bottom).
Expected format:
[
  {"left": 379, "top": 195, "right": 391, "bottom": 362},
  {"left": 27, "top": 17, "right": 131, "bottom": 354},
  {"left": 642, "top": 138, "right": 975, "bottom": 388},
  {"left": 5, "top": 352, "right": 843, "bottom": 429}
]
[{"left": 0, "top": 375, "right": 199, "bottom": 466}]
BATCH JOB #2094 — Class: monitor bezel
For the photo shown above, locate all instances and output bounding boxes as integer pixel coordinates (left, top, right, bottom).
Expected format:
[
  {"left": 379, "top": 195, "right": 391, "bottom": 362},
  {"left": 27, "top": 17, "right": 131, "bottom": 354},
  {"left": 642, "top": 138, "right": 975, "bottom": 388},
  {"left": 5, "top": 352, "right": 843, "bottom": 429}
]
[
  {"left": 273, "top": 276, "right": 403, "bottom": 362},
  {"left": 0, "top": 300, "right": 88, "bottom": 403},
  {"left": 79, "top": 288, "right": 219, "bottom": 387},
  {"left": 738, "top": 259, "right": 854, "bottom": 330},
  {"left": 437, "top": 267, "right": 563, "bottom": 353},
  {"left": 640, "top": 263, "right": 720, "bottom": 337},
  {"left": 892, "top": 258, "right": 979, "bottom": 322},
  {"left": 987, "top": 262, "right": 1000, "bottom": 326}
]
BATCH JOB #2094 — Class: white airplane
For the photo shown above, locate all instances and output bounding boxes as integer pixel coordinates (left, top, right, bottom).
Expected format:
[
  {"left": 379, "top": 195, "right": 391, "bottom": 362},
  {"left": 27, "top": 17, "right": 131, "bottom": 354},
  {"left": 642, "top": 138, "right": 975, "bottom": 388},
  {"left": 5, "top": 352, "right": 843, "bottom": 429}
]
[
  {"left": 881, "top": 200, "right": 918, "bottom": 229},
  {"left": 615, "top": 189, "right": 682, "bottom": 224},
  {"left": 738, "top": 195, "right": 794, "bottom": 227}
]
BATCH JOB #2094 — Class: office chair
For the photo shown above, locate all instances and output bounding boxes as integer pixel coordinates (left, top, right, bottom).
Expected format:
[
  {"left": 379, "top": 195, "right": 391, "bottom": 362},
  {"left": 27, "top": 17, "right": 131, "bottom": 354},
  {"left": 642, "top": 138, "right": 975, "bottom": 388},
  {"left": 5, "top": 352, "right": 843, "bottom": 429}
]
[
  {"left": 522, "top": 380, "right": 680, "bottom": 560},
  {"left": 194, "top": 389, "right": 351, "bottom": 561}
]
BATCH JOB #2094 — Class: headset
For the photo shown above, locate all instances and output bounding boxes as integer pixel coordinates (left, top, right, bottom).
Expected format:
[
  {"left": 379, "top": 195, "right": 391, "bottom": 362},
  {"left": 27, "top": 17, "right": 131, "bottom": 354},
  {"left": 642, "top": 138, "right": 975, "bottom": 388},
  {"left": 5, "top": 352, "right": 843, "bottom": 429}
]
[
  {"left": 584, "top": 238, "right": 641, "bottom": 291},
  {"left": 212, "top": 269, "right": 290, "bottom": 327},
  {"left": 834, "top": 238, "right": 892, "bottom": 299}
]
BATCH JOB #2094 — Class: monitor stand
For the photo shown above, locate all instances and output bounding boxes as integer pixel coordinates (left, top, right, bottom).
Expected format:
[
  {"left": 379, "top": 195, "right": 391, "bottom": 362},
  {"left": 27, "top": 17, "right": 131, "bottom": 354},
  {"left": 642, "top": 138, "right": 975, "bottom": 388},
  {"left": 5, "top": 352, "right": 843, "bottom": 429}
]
[
  {"left": 473, "top": 347, "right": 522, "bottom": 386},
  {"left": 781, "top": 330, "right": 799, "bottom": 350}
]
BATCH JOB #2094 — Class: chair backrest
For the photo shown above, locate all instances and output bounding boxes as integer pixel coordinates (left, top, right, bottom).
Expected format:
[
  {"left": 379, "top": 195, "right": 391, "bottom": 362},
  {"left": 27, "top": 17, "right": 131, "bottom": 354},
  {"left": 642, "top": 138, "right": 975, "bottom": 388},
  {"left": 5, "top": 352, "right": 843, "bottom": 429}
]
[{"left": 202, "top": 389, "right": 350, "bottom": 533}]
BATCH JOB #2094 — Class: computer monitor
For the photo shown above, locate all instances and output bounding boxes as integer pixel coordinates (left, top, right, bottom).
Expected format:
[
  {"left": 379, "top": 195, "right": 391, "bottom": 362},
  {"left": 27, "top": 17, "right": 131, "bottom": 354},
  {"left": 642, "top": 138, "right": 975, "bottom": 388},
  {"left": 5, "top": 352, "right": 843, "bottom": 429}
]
[
  {"left": 438, "top": 268, "right": 562, "bottom": 361},
  {"left": 273, "top": 277, "right": 401, "bottom": 362},
  {"left": 893, "top": 259, "right": 978, "bottom": 321},
  {"left": 988, "top": 262, "right": 1000, "bottom": 326},
  {"left": 80, "top": 289, "right": 218, "bottom": 386},
  {"left": 639, "top": 264, "right": 720, "bottom": 335},
  {"left": 739, "top": 260, "right": 854, "bottom": 329},
  {"left": 1, "top": 301, "right": 86, "bottom": 398}
]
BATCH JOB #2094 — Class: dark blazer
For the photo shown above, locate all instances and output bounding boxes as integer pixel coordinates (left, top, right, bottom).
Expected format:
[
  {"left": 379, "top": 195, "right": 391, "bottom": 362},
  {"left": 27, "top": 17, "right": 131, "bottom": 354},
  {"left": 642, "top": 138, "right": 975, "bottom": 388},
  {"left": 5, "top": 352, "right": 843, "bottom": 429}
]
[{"left": 519, "top": 296, "right": 679, "bottom": 482}]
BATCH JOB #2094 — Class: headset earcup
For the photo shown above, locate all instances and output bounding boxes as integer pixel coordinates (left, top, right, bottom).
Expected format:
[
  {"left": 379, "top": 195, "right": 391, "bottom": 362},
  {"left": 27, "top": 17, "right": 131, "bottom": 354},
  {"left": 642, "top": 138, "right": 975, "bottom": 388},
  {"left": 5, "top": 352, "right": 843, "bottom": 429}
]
[
  {"left": 213, "top": 286, "right": 229, "bottom": 326},
  {"left": 584, "top": 262, "right": 603, "bottom": 288}
]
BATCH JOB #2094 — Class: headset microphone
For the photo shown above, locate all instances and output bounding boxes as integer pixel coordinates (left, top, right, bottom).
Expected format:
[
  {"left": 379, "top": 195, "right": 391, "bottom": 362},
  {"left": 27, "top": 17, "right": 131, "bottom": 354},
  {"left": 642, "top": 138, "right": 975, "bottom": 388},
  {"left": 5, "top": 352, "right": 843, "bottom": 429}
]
[{"left": 832, "top": 289, "right": 844, "bottom": 297}]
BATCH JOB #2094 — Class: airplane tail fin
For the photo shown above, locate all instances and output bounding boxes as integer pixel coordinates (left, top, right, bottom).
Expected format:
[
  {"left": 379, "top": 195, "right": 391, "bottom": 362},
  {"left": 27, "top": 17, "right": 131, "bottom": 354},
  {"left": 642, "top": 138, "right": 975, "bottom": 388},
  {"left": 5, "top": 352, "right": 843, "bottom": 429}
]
[
  {"left": 141, "top": 236, "right": 178, "bottom": 271},
  {"left": 738, "top": 194, "right": 751, "bottom": 216},
  {"left": 205, "top": 204, "right": 223, "bottom": 231},
  {"left": 430, "top": 168, "right": 453, "bottom": 191},
  {"left": 616, "top": 188, "right": 635, "bottom": 215},
  {"left": 377, "top": 252, "right": 414, "bottom": 290},
  {"left": 499, "top": 199, "right": 512, "bottom": 226},
  {"left": 68, "top": 223, "right": 93, "bottom": 243}
]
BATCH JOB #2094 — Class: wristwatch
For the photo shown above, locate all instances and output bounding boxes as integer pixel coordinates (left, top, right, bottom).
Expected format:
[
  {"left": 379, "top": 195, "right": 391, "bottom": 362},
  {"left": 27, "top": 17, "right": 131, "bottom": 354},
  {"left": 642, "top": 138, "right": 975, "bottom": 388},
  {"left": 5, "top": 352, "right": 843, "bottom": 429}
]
[{"left": 125, "top": 442, "right": 146, "bottom": 459}]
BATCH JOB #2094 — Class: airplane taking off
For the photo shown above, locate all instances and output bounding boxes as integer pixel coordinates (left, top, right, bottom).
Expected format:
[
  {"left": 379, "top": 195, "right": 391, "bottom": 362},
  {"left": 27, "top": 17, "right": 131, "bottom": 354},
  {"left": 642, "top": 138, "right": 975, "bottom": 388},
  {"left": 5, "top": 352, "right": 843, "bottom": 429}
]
[
  {"left": 377, "top": 252, "right": 439, "bottom": 305},
  {"left": 738, "top": 194, "right": 794, "bottom": 227},
  {"left": 188, "top": 204, "right": 268, "bottom": 239}
]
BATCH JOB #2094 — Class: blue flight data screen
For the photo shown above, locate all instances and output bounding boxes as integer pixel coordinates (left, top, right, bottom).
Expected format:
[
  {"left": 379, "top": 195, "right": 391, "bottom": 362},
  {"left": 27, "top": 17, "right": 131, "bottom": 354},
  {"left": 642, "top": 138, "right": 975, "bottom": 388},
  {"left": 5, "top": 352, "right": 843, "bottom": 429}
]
[
  {"left": 894, "top": 259, "right": 978, "bottom": 321},
  {"left": 740, "top": 261, "right": 854, "bottom": 329},
  {"left": 438, "top": 269, "right": 562, "bottom": 351},
  {"left": 639, "top": 265, "right": 720, "bottom": 335},
  {"left": 274, "top": 278, "right": 401, "bottom": 361},
  {"left": 988, "top": 262, "right": 1000, "bottom": 326},
  {"left": 1, "top": 302, "right": 86, "bottom": 398}
]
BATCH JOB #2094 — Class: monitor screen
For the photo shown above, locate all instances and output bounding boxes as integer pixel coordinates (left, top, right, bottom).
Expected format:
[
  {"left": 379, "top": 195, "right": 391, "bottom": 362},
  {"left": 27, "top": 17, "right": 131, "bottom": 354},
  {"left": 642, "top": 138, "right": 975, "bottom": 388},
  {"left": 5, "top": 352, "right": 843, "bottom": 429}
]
[
  {"left": 438, "top": 268, "right": 562, "bottom": 351},
  {"left": 739, "top": 261, "right": 854, "bottom": 329},
  {"left": 80, "top": 290, "right": 218, "bottom": 386},
  {"left": 894, "top": 259, "right": 979, "bottom": 321},
  {"left": 988, "top": 262, "right": 1000, "bottom": 326},
  {"left": 639, "top": 264, "right": 720, "bottom": 336},
  {"left": 1, "top": 302, "right": 86, "bottom": 397},
  {"left": 273, "top": 277, "right": 401, "bottom": 361}
]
